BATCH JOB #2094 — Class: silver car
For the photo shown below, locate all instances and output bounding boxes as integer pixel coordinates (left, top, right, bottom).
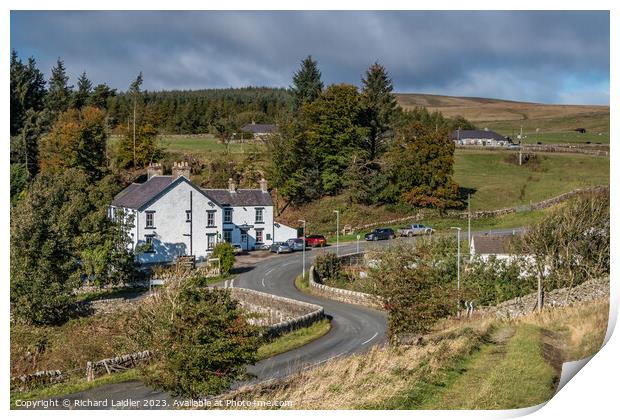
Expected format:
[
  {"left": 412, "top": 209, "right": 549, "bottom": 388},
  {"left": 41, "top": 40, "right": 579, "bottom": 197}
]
[
  {"left": 286, "top": 238, "right": 305, "bottom": 251},
  {"left": 270, "top": 242, "right": 292, "bottom": 254}
]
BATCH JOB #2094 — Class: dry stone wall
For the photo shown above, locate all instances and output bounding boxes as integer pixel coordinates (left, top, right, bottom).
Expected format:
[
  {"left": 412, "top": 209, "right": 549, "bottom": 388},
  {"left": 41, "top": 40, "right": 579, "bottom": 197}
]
[
  {"left": 479, "top": 277, "right": 609, "bottom": 320},
  {"left": 309, "top": 265, "right": 383, "bottom": 310},
  {"left": 230, "top": 287, "right": 324, "bottom": 338}
]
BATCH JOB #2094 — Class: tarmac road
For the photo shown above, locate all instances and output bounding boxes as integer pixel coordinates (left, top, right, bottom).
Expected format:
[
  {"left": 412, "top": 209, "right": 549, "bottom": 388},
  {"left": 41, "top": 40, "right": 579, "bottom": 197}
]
[{"left": 46, "top": 229, "right": 514, "bottom": 408}]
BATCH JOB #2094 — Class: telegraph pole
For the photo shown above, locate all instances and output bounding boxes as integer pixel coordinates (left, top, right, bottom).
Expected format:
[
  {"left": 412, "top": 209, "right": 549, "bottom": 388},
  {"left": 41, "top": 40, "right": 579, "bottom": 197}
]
[
  {"left": 333, "top": 210, "right": 340, "bottom": 257},
  {"left": 467, "top": 193, "right": 471, "bottom": 249},
  {"left": 299, "top": 219, "right": 306, "bottom": 279},
  {"left": 450, "top": 227, "right": 462, "bottom": 317}
]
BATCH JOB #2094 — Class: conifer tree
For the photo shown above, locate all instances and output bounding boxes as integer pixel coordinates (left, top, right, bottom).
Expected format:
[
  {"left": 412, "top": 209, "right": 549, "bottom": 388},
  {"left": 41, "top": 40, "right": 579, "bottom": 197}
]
[
  {"left": 45, "top": 58, "right": 73, "bottom": 115},
  {"left": 290, "top": 55, "right": 323, "bottom": 111},
  {"left": 72, "top": 72, "right": 93, "bottom": 109},
  {"left": 361, "top": 62, "right": 398, "bottom": 159}
]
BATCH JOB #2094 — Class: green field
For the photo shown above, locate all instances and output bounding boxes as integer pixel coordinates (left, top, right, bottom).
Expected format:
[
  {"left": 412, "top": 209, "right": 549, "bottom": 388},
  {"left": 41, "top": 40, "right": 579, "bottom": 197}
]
[
  {"left": 454, "top": 149, "right": 609, "bottom": 211},
  {"left": 108, "top": 134, "right": 264, "bottom": 159}
]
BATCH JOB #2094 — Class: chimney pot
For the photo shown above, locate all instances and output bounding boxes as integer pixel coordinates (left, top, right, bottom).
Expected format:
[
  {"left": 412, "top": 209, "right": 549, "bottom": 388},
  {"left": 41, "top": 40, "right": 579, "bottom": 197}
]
[
  {"left": 172, "top": 161, "right": 190, "bottom": 180},
  {"left": 147, "top": 162, "right": 163, "bottom": 179},
  {"left": 259, "top": 178, "right": 268, "bottom": 193},
  {"left": 228, "top": 178, "right": 237, "bottom": 193}
]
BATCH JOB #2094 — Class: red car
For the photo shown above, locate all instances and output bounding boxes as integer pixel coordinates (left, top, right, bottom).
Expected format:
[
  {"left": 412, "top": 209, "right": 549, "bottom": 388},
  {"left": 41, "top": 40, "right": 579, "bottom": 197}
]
[{"left": 305, "top": 235, "right": 327, "bottom": 247}]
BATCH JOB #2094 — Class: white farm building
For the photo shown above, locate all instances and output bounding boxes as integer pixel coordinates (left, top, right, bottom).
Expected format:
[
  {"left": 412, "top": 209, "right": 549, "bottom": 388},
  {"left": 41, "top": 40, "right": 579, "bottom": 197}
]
[{"left": 109, "top": 162, "right": 297, "bottom": 264}]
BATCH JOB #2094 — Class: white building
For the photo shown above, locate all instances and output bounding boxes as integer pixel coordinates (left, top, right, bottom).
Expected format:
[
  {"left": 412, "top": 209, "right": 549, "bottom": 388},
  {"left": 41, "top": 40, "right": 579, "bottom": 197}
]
[
  {"left": 470, "top": 233, "right": 519, "bottom": 263},
  {"left": 109, "top": 162, "right": 297, "bottom": 264},
  {"left": 451, "top": 129, "right": 512, "bottom": 147}
]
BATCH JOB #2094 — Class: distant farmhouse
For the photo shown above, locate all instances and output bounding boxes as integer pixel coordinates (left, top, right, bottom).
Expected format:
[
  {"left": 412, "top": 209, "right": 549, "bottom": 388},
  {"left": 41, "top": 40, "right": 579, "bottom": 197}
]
[
  {"left": 109, "top": 162, "right": 297, "bottom": 264},
  {"left": 451, "top": 129, "right": 513, "bottom": 147},
  {"left": 241, "top": 122, "right": 278, "bottom": 140}
]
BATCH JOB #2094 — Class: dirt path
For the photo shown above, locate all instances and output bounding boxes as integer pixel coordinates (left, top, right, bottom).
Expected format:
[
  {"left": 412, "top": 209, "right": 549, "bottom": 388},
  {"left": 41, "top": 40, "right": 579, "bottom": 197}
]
[{"left": 422, "top": 323, "right": 559, "bottom": 410}]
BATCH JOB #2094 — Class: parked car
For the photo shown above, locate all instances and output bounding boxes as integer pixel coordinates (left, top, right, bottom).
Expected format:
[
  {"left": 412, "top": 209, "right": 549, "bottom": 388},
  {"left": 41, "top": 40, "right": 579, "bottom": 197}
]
[
  {"left": 232, "top": 244, "right": 244, "bottom": 254},
  {"left": 364, "top": 228, "right": 395, "bottom": 241},
  {"left": 286, "top": 238, "right": 305, "bottom": 251},
  {"left": 305, "top": 235, "right": 327, "bottom": 247},
  {"left": 397, "top": 224, "right": 434, "bottom": 237},
  {"left": 270, "top": 242, "right": 292, "bottom": 254},
  {"left": 255, "top": 243, "right": 271, "bottom": 251}
]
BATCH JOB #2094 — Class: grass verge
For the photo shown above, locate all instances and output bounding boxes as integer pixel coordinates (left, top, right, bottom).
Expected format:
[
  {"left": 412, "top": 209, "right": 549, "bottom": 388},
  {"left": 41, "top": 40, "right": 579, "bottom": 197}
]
[
  {"left": 257, "top": 319, "right": 331, "bottom": 360},
  {"left": 10, "top": 369, "right": 142, "bottom": 407},
  {"left": 421, "top": 324, "right": 557, "bottom": 409}
]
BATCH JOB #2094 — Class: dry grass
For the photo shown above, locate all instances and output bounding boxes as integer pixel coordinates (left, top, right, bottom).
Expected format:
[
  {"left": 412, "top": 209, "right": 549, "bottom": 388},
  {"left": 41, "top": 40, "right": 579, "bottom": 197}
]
[
  {"left": 518, "top": 299, "right": 609, "bottom": 361},
  {"left": 221, "top": 319, "right": 494, "bottom": 409},
  {"left": 10, "top": 307, "right": 139, "bottom": 378},
  {"left": 396, "top": 93, "right": 608, "bottom": 128}
]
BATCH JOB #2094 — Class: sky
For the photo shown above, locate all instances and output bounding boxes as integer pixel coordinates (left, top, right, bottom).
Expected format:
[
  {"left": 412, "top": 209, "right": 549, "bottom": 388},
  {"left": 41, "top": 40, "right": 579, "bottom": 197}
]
[{"left": 10, "top": 10, "right": 610, "bottom": 105}]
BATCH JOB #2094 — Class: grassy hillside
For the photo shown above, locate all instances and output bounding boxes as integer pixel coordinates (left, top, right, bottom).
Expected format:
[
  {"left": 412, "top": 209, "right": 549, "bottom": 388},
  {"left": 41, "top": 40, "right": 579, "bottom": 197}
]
[
  {"left": 224, "top": 299, "right": 608, "bottom": 410},
  {"left": 396, "top": 93, "right": 610, "bottom": 144},
  {"left": 277, "top": 150, "right": 609, "bottom": 236},
  {"left": 454, "top": 150, "right": 609, "bottom": 211}
]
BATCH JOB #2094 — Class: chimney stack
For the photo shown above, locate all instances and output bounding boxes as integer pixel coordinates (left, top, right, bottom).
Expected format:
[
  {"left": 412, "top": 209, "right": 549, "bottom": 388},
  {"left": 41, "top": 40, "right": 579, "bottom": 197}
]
[
  {"left": 147, "top": 162, "right": 163, "bottom": 179},
  {"left": 172, "top": 161, "right": 190, "bottom": 180},
  {"left": 228, "top": 178, "right": 237, "bottom": 193},
  {"left": 259, "top": 178, "right": 268, "bottom": 193}
]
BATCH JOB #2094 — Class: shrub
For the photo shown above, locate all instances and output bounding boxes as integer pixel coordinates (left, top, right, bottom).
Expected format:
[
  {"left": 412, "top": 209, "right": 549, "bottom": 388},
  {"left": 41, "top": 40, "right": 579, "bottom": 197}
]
[
  {"left": 129, "top": 276, "right": 260, "bottom": 398},
  {"left": 314, "top": 252, "right": 342, "bottom": 281},
  {"left": 462, "top": 256, "right": 536, "bottom": 306},
  {"left": 211, "top": 242, "right": 236, "bottom": 275},
  {"left": 368, "top": 238, "right": 457, "bottom": 338}
]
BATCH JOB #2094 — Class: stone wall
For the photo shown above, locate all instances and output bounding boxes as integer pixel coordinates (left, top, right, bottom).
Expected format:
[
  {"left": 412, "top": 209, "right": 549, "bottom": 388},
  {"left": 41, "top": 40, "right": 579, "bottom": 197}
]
[
  {"left": 309, "top": 265, "right": 383, "bottom": 310},
  {"left": 479, "top": 277, "right": 609, "bottom": 320},
  {"left": 229, "top": 287, "right": 324, "bottom": 338},
  {"left": 345, "top": 186, "right": 607, "bottom": 232},
  {"left": 11, "top": 370, "right": 64, "bottom": 391},
  {"left": 86, "top": 350, "right": 152, "bottom": 381}
]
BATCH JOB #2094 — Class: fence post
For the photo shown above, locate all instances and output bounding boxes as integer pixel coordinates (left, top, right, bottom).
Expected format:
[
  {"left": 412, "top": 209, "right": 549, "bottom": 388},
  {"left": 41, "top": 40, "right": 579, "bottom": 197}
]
[{"left": 86, "top": 361, "right": 94, "bottom": 382}]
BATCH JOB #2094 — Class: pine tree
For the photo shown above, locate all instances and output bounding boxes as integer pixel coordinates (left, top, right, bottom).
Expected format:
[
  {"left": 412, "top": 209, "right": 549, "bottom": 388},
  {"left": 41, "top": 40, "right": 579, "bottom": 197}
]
[
  {"left": 128, "top": 72, "right": 144, "bottom": 167},
  {"left": 361, "top": 62, "right": 398, "bottom": 159},
  {"left": 290, "top": 55, "right": 323, "bottom": 111},
  {"left": 10, "top": 51, "right": 46, "bottom": 136},
  {"left": 72, "top": 72, "right": 93, "bottom": 109},
  {"left": 45, "top": 58, "right": 73, "bottom": 115}
]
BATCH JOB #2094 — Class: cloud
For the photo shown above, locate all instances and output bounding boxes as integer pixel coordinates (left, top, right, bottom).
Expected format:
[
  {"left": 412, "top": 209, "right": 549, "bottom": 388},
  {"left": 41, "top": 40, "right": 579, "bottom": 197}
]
[{"left": 10, "top": 10, "right": 609, "bottom": 104}]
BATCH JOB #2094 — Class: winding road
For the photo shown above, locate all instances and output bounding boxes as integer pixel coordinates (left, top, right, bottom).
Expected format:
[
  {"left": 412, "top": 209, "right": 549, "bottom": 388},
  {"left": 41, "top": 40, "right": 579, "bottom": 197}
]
[
  {"left": 240, "top": 241, "right": 388, "bottom": 382},
  {"left": 50, "top": 229, "right": 519, "bottom": 407}
]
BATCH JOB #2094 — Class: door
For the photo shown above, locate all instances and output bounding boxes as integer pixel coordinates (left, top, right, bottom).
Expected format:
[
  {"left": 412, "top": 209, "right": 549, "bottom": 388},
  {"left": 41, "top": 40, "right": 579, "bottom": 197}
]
[{"left": 240, "top": 229, "right": 248, "bottom": 250}]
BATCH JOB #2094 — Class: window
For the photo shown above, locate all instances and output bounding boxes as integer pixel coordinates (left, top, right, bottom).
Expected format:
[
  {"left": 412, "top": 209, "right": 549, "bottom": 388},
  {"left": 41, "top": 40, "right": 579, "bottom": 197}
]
[
  {"left": 207, "top": 234, "right": 216, "bottom": 250},
  {"left": 145, "top": 211, "right": 155, "bottom": 228},
  {"left": 256, "top": 229, "right": 264, "bottom": 243},
  {"left": 223, "top": 230, "right": 232, "bottom": 243},
  {"left": 241, "top": 230, "right": 248, "bottom": 243},
  {"left": 144, "top": 235, "right": 155, "bottom": 253},
  {"left": 255, "top": 208, "right": 264, "bottom": 224},
  {"left": 224, "top": 208, "right": 233, "bottom": 224},
  {"left": 266, "top": 233, "right": 272, "bottom": 241},
  {"left": 186, "top": 210, "right": 192, "bottom": 222},
  {"left": 206, "top": 211, "right": 216, "bottom": 227}
]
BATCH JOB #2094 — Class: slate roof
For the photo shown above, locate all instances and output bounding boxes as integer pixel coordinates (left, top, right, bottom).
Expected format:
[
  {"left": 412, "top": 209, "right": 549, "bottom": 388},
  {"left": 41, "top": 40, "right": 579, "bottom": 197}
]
[
  {"left": 111, "top": 176, "right": 176, "bottom": 209},
  {"left": 472, "top": 234, "right": 517, "bottom": 255},
  {"left": 450, "top": 129, "right": 507, "bottom": 141},
  {"left": 201, "top": 189, "right": 274, "bottom": 207},
  {"left": 241, "top": 123, "right": 277, "bottom": 134}
]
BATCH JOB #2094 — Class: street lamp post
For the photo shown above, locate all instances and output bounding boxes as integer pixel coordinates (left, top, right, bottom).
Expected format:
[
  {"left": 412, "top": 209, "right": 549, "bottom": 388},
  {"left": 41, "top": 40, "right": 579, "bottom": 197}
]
[
  {"left": 333, "top": 210, "right": 340, "bottom": 257},
  {"left": 299, "top": 219, "right": 306, "bottom": 279},
  {"left": 450, "top": 227, "right": 462, "bottom": 317},
  {"left": 356, "top": 234, "right": 360, "bottom": 254}
]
